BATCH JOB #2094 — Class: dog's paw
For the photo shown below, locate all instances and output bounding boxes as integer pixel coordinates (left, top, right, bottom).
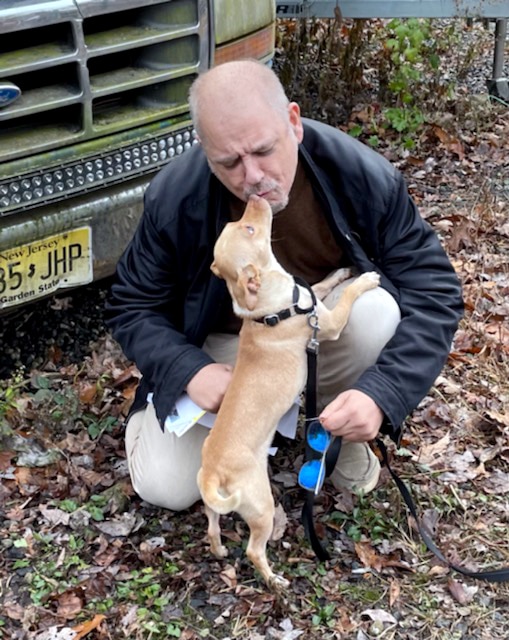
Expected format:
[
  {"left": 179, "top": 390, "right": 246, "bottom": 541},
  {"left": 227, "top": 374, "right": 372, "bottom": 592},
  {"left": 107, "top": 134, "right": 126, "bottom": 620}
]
[
  {"left": 268, "top": 574, "right": 290, "bottom": 592},
  {"left": 358, "top": 271, "right": 380, "bottom": 290},
  {"left": 211, "top": 544, "right": 229, "bottom": 559},
  {"left": 334, "top": 267, "right": 352, "bottom": 283}
]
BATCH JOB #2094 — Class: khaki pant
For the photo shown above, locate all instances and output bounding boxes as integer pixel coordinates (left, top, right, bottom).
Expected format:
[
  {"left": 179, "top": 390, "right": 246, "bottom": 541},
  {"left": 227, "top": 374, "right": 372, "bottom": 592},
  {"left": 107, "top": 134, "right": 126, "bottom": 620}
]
[{"left": 125, "top": 278, "right": 401, "bottom": 510}]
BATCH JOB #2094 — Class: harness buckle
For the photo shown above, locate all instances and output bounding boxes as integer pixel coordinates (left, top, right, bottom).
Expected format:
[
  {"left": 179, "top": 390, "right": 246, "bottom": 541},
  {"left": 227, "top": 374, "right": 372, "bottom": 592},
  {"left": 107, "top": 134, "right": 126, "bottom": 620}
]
[
  {"left": 263, "top": 314, "right": 280, "bottom": 327},
  {"left": 306, "top": 309, "right": 320, "bottom": 354}
]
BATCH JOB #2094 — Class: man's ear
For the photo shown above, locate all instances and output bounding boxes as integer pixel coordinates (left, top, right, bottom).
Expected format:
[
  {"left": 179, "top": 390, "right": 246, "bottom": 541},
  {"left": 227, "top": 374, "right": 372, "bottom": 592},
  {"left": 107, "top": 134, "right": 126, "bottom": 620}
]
[
  {"left": 234, "top": 264, "right": 260, "bottom": 310},
  {"left": 288, "top": 102, "right": 304, "bottom": 143},
  {"left": 210, "top": 261, "right": 223, "bottom": 279}
]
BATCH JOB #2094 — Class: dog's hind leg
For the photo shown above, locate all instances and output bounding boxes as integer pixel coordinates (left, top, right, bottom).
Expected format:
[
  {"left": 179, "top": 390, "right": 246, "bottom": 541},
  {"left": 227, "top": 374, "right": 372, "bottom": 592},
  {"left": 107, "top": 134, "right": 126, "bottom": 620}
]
[
  {"left": 312, "top": 267, "right": 351, "bottom": 300},
  {"left": 317, "top": 272, "right": 380, "bottom": 340},
  {"left": 242, "top": 483, "right": 290, "bottom": 591},
  {"left": 204, "top": 504, "right": 228, "bottom": 558},
  {"left": 246, "top": 510, "right": 290, "bottom": 590}
]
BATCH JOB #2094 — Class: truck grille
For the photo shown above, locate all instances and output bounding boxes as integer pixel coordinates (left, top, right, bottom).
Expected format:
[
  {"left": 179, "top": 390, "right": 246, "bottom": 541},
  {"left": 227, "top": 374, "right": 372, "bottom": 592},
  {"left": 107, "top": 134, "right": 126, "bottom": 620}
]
[{"left": 0, "top": 0, "right": 208, "bottom": 214}]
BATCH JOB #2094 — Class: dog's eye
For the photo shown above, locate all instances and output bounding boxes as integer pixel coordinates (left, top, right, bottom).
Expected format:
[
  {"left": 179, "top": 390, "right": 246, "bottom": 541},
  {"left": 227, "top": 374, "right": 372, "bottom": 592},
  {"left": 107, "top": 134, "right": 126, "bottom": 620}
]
[{"left": 244, "top": 225, "right": 255, "bottom": 235}]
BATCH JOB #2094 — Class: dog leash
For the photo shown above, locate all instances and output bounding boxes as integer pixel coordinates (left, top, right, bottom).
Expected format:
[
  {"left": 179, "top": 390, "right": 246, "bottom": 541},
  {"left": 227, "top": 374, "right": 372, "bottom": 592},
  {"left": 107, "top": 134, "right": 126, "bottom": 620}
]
[
  {"left": 301, "top": 362, "right": 509, "bottom": 580},
  {"left": 301, "top": 283, "right": 341, "bottom": 561},
  {"left": 302, "top": 392, "right": 509, "bottom": 579},
  {"left": 374, "top": 438, "right": 509, "bottom": 582},
  {"left": 297, "top": 284, "right": 509, "bottom": 581}
]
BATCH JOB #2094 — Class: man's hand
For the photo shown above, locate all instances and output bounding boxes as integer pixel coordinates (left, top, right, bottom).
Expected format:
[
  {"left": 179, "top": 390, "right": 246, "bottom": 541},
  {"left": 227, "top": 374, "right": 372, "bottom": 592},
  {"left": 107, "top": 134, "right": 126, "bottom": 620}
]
[
  {"left": 186, "top": 363, "right": 234, "bottom": 413},
  {"left": 319, "top": 389, "right": 383, "bottom": 442}
]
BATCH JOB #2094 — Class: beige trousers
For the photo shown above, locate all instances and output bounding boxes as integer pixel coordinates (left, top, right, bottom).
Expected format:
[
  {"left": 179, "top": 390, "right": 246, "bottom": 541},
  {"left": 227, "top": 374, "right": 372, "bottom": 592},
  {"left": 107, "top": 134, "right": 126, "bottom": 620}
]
[{"left": 124, "top": 278, "right": 401, "bottom": 510}]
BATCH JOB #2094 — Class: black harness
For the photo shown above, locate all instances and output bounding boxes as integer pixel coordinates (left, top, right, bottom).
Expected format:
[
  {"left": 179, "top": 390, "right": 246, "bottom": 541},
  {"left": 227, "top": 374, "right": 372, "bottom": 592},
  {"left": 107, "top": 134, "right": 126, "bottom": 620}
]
[{"left": 254, "top": 276, "right": 316, "bottom": 327}]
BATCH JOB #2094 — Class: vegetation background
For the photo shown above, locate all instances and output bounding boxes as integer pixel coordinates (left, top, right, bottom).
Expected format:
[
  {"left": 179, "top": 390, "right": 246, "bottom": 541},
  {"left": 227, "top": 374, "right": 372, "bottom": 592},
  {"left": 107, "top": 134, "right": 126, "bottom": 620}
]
[{"left": 1, "top": 17, "right": 508, "bottom": 640}]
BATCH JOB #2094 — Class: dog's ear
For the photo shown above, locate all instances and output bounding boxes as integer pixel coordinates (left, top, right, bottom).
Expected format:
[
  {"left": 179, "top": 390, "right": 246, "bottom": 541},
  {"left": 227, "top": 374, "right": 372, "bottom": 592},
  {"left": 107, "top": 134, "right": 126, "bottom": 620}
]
[
  {"left": 235, "top": 264, "right": 260, "bottom": 310},
  {"left": 210, "top": 261, "right": 223, "bottom": 279}
]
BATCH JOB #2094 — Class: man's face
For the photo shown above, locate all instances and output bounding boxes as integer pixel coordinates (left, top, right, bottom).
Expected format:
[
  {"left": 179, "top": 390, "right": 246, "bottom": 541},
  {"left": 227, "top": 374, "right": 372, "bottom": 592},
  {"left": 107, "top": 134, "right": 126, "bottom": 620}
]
[{"left": 199, "top": 101, "right": 304, "bottom": 213}]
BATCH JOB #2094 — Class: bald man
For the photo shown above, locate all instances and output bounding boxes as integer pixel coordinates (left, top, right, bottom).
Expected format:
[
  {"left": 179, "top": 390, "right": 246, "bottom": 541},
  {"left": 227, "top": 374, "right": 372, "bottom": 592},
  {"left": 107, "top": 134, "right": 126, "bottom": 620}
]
[{"left": 106, "top": 60, "right": 462, "bottom": 511}]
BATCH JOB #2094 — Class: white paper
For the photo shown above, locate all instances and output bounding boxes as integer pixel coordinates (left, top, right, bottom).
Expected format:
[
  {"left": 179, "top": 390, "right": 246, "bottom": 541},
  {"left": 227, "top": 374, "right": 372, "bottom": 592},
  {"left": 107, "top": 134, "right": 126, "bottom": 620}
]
[{"left": 152, "top": 393, "right": 300, "bottom": 455}]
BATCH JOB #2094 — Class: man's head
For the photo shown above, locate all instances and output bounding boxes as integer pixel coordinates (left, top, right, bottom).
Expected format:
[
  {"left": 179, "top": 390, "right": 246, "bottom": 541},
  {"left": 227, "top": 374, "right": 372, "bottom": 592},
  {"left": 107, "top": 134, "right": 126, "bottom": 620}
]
[{"left": 189, "top": 60, "right": 303, "bottom": 213}]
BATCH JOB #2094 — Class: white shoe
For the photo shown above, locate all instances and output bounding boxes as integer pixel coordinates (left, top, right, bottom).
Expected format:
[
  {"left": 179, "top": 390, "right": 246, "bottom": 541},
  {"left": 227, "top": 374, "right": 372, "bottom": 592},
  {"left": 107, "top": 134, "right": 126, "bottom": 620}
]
[{"left": 329, "top": 441, "right": 380, "bottom": 493}]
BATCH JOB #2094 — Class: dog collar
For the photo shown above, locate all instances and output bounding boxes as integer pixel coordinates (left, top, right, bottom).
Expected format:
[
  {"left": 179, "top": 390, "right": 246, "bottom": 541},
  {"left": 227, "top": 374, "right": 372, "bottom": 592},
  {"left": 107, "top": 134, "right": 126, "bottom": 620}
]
[{"left": 254, "top": 276, "right": 317, "bottom": 327}]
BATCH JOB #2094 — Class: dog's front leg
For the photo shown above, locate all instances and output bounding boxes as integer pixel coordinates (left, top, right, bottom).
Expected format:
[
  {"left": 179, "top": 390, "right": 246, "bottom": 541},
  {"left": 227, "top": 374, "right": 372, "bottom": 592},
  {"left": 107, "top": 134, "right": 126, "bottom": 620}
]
[
  {"left": 318, "top": 272, "right": 380, "bottom": 340},
  {"left": 204, "top": 504, "right": 228, "bottom": 558}
]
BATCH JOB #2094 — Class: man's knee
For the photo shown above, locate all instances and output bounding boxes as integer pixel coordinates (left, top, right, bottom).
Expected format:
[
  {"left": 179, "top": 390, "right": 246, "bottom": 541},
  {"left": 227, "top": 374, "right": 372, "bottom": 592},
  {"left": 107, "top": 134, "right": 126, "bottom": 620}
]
[
  {"left": 340, "top": 285, "right": 401, "bottom": 355},
  {"left": 317, "top": 281, "right": 400, "bottom": 399},
  {"left": 133, "top": 471, "right": 201, "bottom": 512},
  {"left": 125, "top": 406, "right": 208, "bottom": 512}
]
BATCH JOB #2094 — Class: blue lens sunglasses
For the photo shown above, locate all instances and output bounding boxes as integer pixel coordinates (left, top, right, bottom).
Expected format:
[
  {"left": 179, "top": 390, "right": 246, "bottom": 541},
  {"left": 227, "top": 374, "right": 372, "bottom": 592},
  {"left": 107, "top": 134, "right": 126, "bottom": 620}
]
[{"left": 298, "top": 419, "right": 335, "bottom": 495}]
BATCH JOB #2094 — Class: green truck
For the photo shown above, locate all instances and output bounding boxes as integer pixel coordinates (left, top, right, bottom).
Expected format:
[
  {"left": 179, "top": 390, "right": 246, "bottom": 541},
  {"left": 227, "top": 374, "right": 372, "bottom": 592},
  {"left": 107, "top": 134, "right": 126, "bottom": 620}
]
[{"left": 0, "top": 0, "right": 276, "bottom": 311}]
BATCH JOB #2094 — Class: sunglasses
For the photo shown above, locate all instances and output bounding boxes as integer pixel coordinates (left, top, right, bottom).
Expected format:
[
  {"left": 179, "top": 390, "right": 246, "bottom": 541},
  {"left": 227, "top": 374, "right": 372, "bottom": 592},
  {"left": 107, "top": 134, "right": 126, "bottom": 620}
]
[{"left": 298, "top": 419, "right": 332, "bottom": 495}]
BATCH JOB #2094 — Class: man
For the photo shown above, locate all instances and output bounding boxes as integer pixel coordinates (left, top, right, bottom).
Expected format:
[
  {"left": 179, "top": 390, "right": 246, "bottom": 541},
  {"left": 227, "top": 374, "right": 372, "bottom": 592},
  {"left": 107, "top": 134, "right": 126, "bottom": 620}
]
[{"left": 105, "top": 60, "right": 463, "bottom": 511}]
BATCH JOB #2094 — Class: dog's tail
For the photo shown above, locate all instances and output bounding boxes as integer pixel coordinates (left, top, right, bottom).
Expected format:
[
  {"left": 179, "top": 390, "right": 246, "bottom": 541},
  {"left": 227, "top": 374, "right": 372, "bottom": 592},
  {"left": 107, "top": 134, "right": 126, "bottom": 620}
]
[{"left": 198, "top": 471, "right": 242, "bottom": 515}]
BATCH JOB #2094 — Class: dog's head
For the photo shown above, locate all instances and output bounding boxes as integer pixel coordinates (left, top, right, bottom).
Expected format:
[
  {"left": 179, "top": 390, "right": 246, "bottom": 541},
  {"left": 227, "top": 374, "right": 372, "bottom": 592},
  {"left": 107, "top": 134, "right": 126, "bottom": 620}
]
[{"left": 211, "top": 195, "right": 274, "bottom": 311}]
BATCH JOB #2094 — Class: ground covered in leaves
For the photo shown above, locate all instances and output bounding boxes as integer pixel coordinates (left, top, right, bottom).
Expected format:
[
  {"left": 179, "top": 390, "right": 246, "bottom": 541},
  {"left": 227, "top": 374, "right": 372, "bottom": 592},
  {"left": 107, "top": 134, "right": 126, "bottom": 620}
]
[{"left": 1, "top": 18, "right": 508, "bottom": 640}]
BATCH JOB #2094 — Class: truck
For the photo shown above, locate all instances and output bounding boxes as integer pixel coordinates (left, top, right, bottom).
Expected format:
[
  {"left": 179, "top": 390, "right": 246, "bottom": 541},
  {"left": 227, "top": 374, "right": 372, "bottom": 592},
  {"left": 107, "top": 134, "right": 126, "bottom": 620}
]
[{"left": 0, "top": 0, "right": 276, "bottom": 311}]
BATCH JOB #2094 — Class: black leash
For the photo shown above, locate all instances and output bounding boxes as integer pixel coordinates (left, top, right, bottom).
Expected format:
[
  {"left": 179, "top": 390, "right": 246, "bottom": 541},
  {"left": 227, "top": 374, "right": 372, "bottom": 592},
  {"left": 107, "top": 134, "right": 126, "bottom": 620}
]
[
  {"left": 375, "top": 438, "right": 509, "bottom": 582},
  {"left": 271, "top": 276, "right": 509, "bottom": 581},
  {"left": 300, "top": 284, "right": 341, "bottom": 561},
  {"left": 297, "top": 285, "right": 509, "bottom": 582},
  {"left": 300, "top": 374, "right": 509, "bottom": 580}
]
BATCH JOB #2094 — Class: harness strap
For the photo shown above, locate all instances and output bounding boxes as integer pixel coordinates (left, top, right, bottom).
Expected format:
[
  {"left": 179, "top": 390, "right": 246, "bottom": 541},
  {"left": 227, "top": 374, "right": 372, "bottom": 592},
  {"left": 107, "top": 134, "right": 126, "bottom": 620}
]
[{"left": 254, "top": 277, "right": 315, "bottom": 326}]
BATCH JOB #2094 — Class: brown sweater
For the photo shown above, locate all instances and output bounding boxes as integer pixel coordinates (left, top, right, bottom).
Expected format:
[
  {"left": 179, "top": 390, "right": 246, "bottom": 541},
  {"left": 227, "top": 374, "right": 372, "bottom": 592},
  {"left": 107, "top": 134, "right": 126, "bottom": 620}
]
[{"left": 213, "top": 161, "right": 345, "bottom": 333}]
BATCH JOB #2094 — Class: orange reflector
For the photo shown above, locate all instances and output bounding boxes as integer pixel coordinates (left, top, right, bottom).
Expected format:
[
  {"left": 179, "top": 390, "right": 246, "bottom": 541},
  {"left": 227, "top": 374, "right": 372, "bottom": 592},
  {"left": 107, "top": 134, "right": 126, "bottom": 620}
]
[{"left": 214, "top": 24, "right": 275, "bottom": 66}]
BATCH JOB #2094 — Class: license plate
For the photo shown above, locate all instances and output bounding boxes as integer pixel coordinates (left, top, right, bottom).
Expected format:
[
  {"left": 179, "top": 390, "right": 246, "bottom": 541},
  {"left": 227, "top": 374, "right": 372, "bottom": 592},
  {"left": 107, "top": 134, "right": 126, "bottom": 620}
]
[
  {"left": 276, "top": 2, "right": 304, "bottom": 16},
  {"left": 0, "top": 227, "right": 93, "bottom": 310}
]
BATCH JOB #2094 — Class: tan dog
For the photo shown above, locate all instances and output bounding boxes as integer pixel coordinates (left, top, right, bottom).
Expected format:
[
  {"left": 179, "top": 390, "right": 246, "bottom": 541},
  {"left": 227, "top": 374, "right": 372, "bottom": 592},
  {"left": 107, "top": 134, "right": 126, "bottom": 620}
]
[{"left": 197, "top": 195, "right": 380, "bottom": 589}]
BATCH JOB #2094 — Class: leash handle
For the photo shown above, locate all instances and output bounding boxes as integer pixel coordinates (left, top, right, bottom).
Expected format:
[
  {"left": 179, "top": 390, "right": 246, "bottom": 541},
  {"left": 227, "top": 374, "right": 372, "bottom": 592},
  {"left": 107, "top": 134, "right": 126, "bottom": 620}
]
[{"left": 376, "top": 439, "right": 509, "bottom": 583}]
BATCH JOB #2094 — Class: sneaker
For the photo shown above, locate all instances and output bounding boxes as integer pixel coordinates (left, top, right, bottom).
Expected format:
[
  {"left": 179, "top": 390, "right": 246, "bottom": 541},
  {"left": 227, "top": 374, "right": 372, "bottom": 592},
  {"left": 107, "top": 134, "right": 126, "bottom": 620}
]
[{"left": 329, "top": 441, "right": 380, "bottom": 493}]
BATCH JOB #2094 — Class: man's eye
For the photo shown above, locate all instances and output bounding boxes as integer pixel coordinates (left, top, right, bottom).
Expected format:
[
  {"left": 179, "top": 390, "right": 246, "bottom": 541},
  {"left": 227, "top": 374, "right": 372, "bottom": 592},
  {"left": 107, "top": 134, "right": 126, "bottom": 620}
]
[{"left": 221, "top": 158, "right": 240, "bottom": 169}]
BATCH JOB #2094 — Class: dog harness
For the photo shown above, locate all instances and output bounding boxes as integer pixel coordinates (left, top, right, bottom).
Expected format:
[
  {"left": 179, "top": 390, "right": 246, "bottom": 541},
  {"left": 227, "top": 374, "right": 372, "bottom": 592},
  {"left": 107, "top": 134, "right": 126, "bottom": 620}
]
[{"left": 253, "top": 276, "right": 317, "bottom": 326}]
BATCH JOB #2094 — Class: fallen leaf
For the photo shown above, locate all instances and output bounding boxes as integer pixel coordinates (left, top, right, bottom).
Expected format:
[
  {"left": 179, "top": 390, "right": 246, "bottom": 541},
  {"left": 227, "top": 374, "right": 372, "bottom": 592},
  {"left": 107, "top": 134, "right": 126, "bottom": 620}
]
[
  {"left": 361, "top": 608, "right": 398, "bottom": 624},
  {"left": 4, "top": 599, "right": 24, "bottom": 621},
  {"left": 389, "top": 579, "right": 401, "bottom": 607},
  {"left": 439, "top": 450, "right": 479, "bottom": 483},
  {"left": 220, "top": 564, "right": 237, "bottom": 589},
  {"left": 355, "top": 541, "right": 383, "bottom": 572},
  {"left": 94, "top": 512, "right": 144, "bottom": 537},
  {"left": 417, "top": 432, "right": 451, "bottom": 466},
  {"left": 72, "top": 614, "right": 106, "bottom": 639},
  {"left": 271, "top": 503, "right": 288, "bottom": 540},
  {"left": 448, "top": 578, "right": 478, "bottom": 604},
  {"left": 35, "top": 627, "right": 77, "bottom": 640},
  {"left": 272, "top": 470, "right": 296, "bottom": 487},
  {"left": 56, "top": 592, "right": 83, "bottom": 619},
  {"left": 40, "top": 505, "right": 71, "bottom": 526},
  {"left": 483, "top": 469, "right": 509, "bottom": 494}
]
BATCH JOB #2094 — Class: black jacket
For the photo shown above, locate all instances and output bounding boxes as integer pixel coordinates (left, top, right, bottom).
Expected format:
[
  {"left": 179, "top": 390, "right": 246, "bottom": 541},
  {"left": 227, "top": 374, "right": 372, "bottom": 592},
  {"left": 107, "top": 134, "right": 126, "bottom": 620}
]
[{"left": 105, "top": 119, "right": 463, "bottom": 442}]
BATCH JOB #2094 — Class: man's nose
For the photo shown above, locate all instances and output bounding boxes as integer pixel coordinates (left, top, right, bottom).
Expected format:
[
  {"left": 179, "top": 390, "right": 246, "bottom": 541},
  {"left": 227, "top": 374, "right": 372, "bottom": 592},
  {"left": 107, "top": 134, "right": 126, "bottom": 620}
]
[{"left": 243, "top": 156, "right": 264, "bottom": 186}]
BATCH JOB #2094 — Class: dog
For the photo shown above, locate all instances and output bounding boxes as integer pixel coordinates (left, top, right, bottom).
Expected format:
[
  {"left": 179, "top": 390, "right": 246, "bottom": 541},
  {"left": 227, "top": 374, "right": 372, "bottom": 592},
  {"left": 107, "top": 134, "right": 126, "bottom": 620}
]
[{"left": 197, "top": 194, "right": 380, "bottom": 589}]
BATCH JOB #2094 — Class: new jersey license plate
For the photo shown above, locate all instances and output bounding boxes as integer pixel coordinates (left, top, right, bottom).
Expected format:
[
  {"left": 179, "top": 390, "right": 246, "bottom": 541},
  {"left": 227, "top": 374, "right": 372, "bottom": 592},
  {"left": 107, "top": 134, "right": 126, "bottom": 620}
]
[{"left": 0, "top": 227, "right": 93, "bottom": 310}]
